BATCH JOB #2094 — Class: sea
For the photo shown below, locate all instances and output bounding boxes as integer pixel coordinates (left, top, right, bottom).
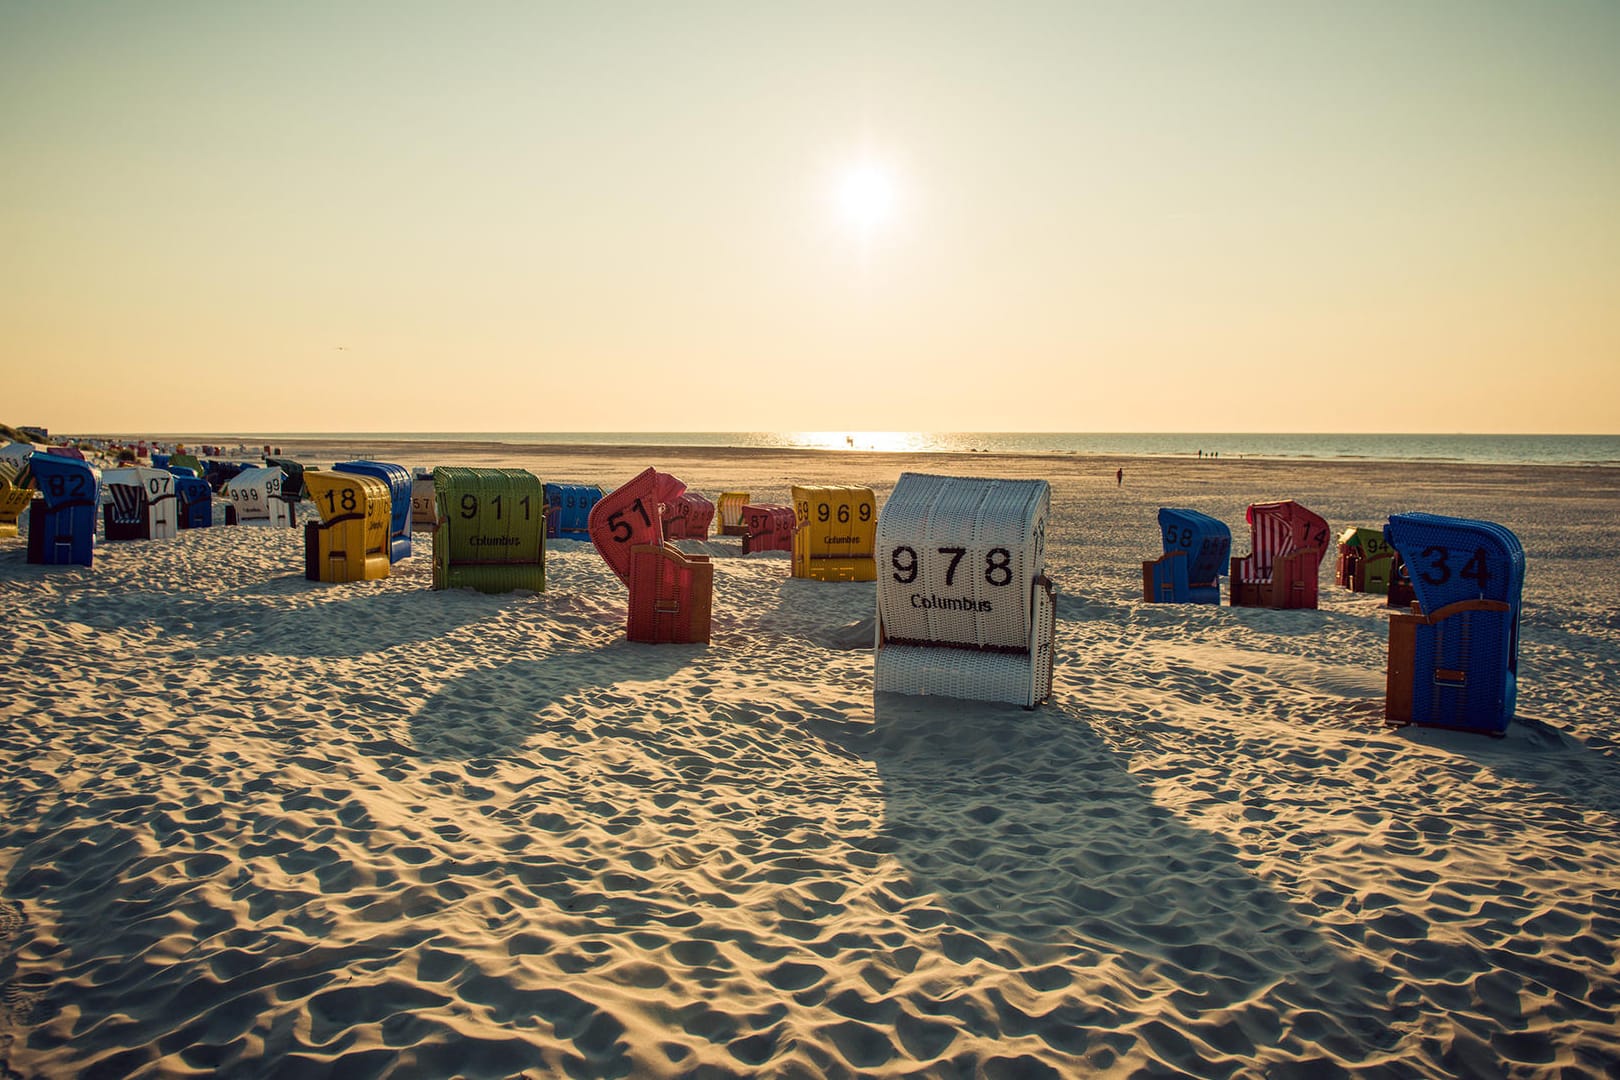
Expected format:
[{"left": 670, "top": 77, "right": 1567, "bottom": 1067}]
[{"left": 142, "top": 432, "right": 1620, "bottom": 467}]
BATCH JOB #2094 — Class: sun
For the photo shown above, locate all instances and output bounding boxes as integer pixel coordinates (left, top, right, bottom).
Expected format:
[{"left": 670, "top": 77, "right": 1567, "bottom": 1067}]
[{"left": 834, "top": 160, "right": 899, "bottom": 235}]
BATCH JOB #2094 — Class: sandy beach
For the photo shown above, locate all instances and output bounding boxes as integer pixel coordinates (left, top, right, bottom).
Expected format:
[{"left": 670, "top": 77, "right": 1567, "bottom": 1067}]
[{"left": 2, "top": 439, "right": 1617, "bottom": 1078}]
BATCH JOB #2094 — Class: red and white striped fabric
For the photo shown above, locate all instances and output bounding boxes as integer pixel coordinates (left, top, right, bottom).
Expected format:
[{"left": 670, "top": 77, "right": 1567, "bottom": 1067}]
[{"left": 1236, "top": 504, "right": 1297, "bottom": 583}]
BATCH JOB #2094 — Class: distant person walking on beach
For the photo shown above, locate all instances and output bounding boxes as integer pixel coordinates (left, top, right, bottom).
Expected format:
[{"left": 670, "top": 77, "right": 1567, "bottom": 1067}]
[{"left": 1116, "top": 467, "right": 1123, "bottom": 487}]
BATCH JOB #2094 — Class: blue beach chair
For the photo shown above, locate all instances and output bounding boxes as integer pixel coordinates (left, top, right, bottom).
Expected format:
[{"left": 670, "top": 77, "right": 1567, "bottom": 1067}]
[
  {"left": 26, "top": 454, "right": 101, "bottom": 566},
  {"left": 334, "top": 460, "right": 413, "bottom": 562},
  {"left": 167, "top": 467, "right": 213, "bottom": 529},
  {"left": 1383, "top": 513, "right": 1526, "bottom": 735},
  {"left": 1143, "top": 508, "right": 1230, "bottom": 604},
  {"left": 544, "top": 483, "right": 602, "bottom": 541}
]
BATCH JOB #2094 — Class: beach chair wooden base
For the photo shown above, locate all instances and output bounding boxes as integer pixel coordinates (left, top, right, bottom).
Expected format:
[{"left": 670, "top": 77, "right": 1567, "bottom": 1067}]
[
  {"left": 1229, "top": 547, "right": 1322, "bottom": 609},
  {"left": 798, "top": 557, "right": 877, "bottom": 582},
  {"left": 1386, "top": 598, "right": 1514, "bottom": 734},
  {"left": 1143, "top": 551, "right": 1189, "bottom": 603},
  {"left": 628, "top": 543, "right": 713, "bottom": 644}
]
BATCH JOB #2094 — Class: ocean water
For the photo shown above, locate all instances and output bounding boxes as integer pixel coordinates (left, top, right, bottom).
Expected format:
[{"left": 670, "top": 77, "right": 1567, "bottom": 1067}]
[{"left": 172, "top": 432, "right": 1620, "bottom": 466}]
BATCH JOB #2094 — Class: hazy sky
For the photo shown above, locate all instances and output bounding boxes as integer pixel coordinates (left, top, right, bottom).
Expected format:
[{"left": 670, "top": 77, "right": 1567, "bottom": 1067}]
[{"left": 4, "top": 2, "right": 1617, "bottom": 434}]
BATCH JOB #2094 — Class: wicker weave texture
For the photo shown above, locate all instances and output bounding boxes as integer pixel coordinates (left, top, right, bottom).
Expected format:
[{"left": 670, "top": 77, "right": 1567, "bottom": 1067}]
[
  {"left": 876, "top": 473, "right": 1049, "bottom": 650},
  {"left": 334, "top": 460, "right": 413, "bottom": 562},
  {"left": 304, "top": 471, "right": 393, "bottom": 582},
  {"left": 103, "top": 467, "right": 179, "bottom": 540},
  {"left": 589, "top": 468, "right": 679, "bottom": 586},
  {"left": 227, "top": 467, "right": 294, "bottom": 527},
  {"left": 874, "top": 473, "right": 1055, "bottom": 707}
]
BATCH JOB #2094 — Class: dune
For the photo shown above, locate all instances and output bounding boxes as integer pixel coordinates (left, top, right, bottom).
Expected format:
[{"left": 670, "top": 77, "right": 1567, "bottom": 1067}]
[{"left": 2, "top": 440, "right": 1617, "bottom": 1077}]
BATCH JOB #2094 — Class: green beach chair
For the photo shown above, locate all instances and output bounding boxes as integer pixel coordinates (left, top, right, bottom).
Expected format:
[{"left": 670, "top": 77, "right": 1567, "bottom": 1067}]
[{"left": 431, "top": 467, "right": 546, "bottom": 593}]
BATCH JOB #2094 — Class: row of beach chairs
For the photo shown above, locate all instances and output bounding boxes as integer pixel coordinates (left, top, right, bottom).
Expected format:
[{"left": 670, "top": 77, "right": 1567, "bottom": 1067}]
[{"left": 5, "top": 447, "right": 1523, "bottom": 738}]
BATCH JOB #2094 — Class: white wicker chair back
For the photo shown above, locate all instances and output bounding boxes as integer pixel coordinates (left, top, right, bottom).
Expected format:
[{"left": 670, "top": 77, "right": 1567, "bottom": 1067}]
[{"left": 874, "top": 473, "right": 1055, "bottom": 708}]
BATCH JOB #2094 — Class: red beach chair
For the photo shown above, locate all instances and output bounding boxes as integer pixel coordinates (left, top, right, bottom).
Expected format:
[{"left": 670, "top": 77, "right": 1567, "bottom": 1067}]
[
  {"left": 1229, "top": 500, "right": 1331, "bottom": 609},
  {"left": 662, "top": 491, "right": 715, "bottom": 540},
  {"left": 628, "top": 542, "right": 713, "bottom": 644},
  {"left": 741, "top": 504, "right": 796, "bottom": 554},
  {"left": 589, "top": 467, "right": 686, "bottom": 585}
]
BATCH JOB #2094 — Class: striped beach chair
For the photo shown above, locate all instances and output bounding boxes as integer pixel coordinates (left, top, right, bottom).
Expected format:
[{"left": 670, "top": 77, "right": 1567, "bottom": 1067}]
[
  {"left": 874, "top": 473, "right": 1056, "bottom": 709},
  {"left": 1143, "top": 508, "right": 1230, "bottom": 604},
  {"left": 716, "top": 491, "right": 749, "bottom": 537},
  {"left": 1229, "top": 500, "right": 1331, "bottom": 609},
  {"left": 1384, "top": 513, "right": 1525, "bottom": 735},
  {"left": 102, "top": 467, "right": 179, "bottom": 542}
]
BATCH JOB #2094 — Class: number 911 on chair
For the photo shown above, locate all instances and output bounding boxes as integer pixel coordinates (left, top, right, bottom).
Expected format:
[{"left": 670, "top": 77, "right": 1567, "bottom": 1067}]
[
  {"left": 431, "top": 467, "right": 546, "bottom": 593},
  {"left": 303, "top": 471, "right": 392, "bottom": 582},
  {"left": 874, "top": 473, "right": 1055, "bottom": 709},
  {"left": 792, "top": 486, "right": 877, "bottom": 581}
]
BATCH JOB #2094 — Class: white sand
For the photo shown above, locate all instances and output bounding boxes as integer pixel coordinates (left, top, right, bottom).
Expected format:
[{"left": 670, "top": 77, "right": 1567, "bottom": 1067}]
[{"left": 2, "top": 441, "right": 1617, "bottom": 1078}]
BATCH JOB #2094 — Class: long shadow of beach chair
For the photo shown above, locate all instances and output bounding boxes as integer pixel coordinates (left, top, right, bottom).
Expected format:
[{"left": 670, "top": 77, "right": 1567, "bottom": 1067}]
[
  {"left": 304, "top": 471, "right": 393, "bottom": 583},
  {"left": 226, "top": 467, "right": 295, "bottom": 527},
  {"left": 26, "top": 454, "right": 100, "bottom": 566},
  {"left": 1143, "top": 508, "right": 1230, "bottom": 604},
  {"left": 874, "top": 472, "right": 1056, "bottom": 709},
  {"left": 334, "top": 460, "right": 413, "bottom": 562},
  {"left": 1229, "top": 500, "right": 1331, "bottom": 610},
  {"left": 544, "top": 483, "right": 603, "bottom": 542},
  {"left": 1384, "top": 513, "right": 1525, "bottom": 735},
  {"left": 1336, "top": 526, "right": 1395, "bottom": 594},
  {"left": 716, "top": 491, "right": 749, "bottom": 537},
  {"left": 430, "top": 467, "right": 545, "bottom": 593},
  {"left": 0, "top": 445, "right": 36, "bottom": 538},
  {"left": 791, "top": 485, "right": 877, "bottom": 581},
  {"left": 102, "top": 467, "right": 179, "bottom": 542},
  {"left": 661, "top": 490, "right": 714, "bottom": 541},
  {"left": 590, "top": 468, "right": 712, "bottom": 643}
]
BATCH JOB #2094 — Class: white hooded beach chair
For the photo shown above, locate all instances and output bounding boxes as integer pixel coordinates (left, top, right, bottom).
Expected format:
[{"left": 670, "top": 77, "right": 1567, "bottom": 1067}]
[
  {"left": 227, "top": 467, "right": 294, "bottom": 527},
  {"left": 874, "top": 472, "right": 1056, "bottom": 709},
  {"left": 102, "top": 467, "right": 179, "bottom": 541}
]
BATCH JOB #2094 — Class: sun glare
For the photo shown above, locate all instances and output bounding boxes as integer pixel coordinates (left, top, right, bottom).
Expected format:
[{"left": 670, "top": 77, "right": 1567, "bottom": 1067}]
[
  {"left": 789, "top": 431, "right": 925, "bottom": 453},
  {"left": 834, "top": 161, "right": 899, "bottom": 235}
]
